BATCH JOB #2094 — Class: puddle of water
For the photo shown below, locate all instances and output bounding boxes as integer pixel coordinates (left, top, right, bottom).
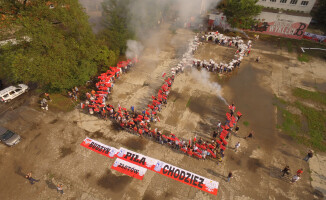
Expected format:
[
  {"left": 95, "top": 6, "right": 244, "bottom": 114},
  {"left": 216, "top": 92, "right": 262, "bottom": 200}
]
[
  {"left": 122, "top": 137, "right": 148, "bottom": 151},
  {"left": 49, "top": 119, "right": 58, "bottom": 124},
  {"left": 60, "top": 147, "right": 74, "bottom": 158},
  {"left": 97, "top": 170, "right": 132, "bottom": 192},
  {"left": 85, "top": 172, "right": 92, "bottom": 179},
  {"left": 90, "top": 131, "right": 113, "bottom": 141},
  {"left": 247, "top": 158, "right": 265, "bottom": 172},
  {"left": 223, "top": 64, "right": 276, "bottom": 148}
]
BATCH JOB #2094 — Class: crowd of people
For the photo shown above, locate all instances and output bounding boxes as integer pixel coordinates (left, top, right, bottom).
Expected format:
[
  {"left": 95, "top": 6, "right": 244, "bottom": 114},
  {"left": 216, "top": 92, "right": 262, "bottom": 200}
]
[
  {"left": 81, "top": 35, "right": 245, "bottom": 162},
  {"left": 193, "top": 31, "right": 252, "bottom": 74}
]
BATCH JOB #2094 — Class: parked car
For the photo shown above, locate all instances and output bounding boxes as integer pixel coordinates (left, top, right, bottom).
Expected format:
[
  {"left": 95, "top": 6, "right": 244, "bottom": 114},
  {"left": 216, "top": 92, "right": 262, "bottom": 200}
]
[
  {"left": 0, "top": 84, "right": 29, "bottom": 103},
  {"left": 0, "top": 127, "right": 21, "bottom": 146}
]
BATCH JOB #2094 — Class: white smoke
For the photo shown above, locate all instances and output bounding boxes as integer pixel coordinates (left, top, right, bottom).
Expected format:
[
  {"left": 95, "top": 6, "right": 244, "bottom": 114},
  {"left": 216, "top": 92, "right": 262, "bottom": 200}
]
[
  {"left": 231, "top": 28, "right": 249, "bottom": 39},
  {"left": 126, "top": 40, "right": 144, "bottom": 59},
  {"left": 190, "top": 67, "right": 228, "bottom": 105}
]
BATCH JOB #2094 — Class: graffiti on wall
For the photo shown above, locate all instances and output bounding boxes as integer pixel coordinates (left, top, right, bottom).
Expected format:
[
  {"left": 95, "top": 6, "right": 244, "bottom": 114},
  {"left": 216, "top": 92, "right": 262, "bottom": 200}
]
[
  {"left": 303, "top": 32, "right": 326, "bottom": 43},
  {"left": 251, "top": 19, "right": 308, "bottom": 39},
  {"left": 209, "top": 13, "right": 310, "bottom": 39}
]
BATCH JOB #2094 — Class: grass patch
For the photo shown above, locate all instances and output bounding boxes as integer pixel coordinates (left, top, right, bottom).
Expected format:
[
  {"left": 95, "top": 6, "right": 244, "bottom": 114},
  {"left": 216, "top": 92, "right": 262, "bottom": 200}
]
[
  {"left": 275, "top": 97, "right": 326, "bottom": 151},
  {"left": 287, "top": 41, "right": 293, "bottom": 53},
  {"left": 295, "top": 102, "right": 326, "bottom": 151},
  {"left": 186, "top": 97, "right": 191, "bottom": 107},
  {"left": 48, "top": 93, "right": 76, "bottom": 112},
  {"left": 243, "top": 121, "right": 249, "bottom": 126},
  {"left": 293, "top": 87, "right": 326, "bottom": 105},
  {"left": 298, "top": 53, "right": 309, "bottom": 62},
  {"left": 276, "top": 105, "right": 301, "bottom": 139}
]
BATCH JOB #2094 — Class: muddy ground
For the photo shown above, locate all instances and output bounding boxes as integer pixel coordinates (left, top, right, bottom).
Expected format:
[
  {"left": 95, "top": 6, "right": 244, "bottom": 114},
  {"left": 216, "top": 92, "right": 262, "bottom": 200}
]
[{"left": 0, "top": 24, "right": 325, "bottom": 200}]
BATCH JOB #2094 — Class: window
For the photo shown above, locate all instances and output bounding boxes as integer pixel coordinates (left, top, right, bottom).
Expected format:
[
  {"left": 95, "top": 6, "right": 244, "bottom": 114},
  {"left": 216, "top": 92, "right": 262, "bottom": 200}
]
[
  {"left": 290, "top": 0, "right": 298, "bottom": 4},
  {"left": 301, "top": 1, "right": 309, "bottom": 5},
  {"left": 270, "top": 0, "right": 276, "bottom": 2},
  {"left": 280, "top": 0, "right": 287, "bottom": 3},
  {"left": 261, "top": 0, "right": 266, "bottom": 1}
]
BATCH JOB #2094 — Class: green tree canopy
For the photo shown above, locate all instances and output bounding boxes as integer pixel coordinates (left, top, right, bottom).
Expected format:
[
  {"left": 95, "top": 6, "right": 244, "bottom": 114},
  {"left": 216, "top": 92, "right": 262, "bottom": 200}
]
[
  {"left": 312, "top": 0, "right": 326, "bottom": 33},
  {"left": 223, "top": 0, "right": 262, "bottom": 29},
  {"left": 0, "top": 0, "right": 109, "bottom": 91},
  {"left": 99, "top": 0, "right": 134, "bottom": 55}
]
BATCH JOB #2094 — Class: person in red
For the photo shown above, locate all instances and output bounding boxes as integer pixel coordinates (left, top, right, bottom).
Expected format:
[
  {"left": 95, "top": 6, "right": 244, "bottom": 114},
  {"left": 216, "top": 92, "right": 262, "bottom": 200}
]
[
  {"left": 229, "top": 103, "right": 235, "bottom": 116},
  {"left": 296, "top": 168, "right": 303, "bottom": 176}
]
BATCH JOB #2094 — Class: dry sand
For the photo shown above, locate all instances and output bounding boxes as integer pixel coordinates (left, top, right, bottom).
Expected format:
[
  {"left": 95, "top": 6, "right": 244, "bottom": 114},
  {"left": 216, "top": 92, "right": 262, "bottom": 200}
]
[{"left": 0, "top": 24, "right": 325, "bottom": 200}]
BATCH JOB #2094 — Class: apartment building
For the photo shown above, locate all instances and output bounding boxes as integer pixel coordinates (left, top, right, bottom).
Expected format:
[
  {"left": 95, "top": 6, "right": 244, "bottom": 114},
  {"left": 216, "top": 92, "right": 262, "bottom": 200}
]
[{"left": 257, "top": 0, "right": 317, "bottom": 13}]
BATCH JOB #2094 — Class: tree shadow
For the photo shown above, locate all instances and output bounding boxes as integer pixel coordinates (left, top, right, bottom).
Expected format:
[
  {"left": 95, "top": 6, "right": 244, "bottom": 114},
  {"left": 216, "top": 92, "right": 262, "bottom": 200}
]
[
  {"left": 311, "top": 188, "right": 325, "bottom": 199},
  {"left": 15, "top": 166, "right": 26, "bottom": 178},
  {"left": 204, "top": 168, "right": 226, "bottom": 181},
  {"left": 45, "top": 180, "right": 57, "bottom": 190},
  {"left": 267, "top": 165, "right": 291, "bottom": 183},
  {"left": 277, "top": 148, "right": 302, "bottom": 160}
]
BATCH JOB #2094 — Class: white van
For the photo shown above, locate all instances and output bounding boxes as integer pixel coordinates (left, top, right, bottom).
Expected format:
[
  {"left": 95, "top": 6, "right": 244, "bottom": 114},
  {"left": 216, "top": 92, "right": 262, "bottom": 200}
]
[{"left": 0, "top": 84, "right": 29, "bottom": 103}]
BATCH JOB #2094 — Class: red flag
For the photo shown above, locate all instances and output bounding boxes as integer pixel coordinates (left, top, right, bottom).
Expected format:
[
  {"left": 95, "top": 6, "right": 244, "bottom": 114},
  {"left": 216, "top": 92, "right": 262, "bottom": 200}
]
[{"left": 207, "top": 149, "right": 216, "bottom": 158}]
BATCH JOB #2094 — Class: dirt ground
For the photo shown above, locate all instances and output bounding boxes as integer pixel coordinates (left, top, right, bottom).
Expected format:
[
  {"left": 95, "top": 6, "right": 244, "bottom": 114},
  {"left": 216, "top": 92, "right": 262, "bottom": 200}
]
[{"left": 0, "top": 24, "right": 325, "bottom": 200}]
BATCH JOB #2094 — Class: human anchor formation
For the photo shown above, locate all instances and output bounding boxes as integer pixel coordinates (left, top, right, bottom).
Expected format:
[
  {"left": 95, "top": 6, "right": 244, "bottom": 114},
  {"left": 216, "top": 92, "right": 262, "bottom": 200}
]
[{"left": 82, "top": 34, "right": 250, "bottom": 162}]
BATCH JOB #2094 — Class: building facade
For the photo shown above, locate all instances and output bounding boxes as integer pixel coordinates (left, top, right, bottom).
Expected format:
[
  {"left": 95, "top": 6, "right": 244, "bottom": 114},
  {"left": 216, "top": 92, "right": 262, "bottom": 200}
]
[{"left": 257, "top": 0, "right": 317, "bottom": 14}]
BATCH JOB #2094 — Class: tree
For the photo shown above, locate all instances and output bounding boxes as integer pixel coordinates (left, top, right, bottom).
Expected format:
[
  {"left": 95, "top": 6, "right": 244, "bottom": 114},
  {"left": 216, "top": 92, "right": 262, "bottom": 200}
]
[
  {"left": 0, "top": 0, "right": 105, "bottom": 91},
  {"left": 223, "top": 0, "right": 262, "bottom": 29},
  {"left": 312, "top": 0, "right": 326, "bottom": 33},
  {"left": 99, "top": 0, "right": 134, "bottom": 55}
]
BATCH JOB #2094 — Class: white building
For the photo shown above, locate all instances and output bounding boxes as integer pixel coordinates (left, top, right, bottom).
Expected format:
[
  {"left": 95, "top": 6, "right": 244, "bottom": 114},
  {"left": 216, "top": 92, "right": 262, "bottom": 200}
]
[{"left": 257, "top": 0, "right": 317, "bottom": 13}]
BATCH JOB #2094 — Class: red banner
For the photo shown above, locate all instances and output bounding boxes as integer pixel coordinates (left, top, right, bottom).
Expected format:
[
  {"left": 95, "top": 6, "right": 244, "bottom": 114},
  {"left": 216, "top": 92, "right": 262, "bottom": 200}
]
[
  {"left": 153, "top": 161, "right": 219, "bottom": 195},
  {"left": 111, "top": 158, "right": 147, "bottom": 180},
  {"left": 116, "top": 147, "right": 159, "bottom": 171},
  {"left": 81, "top": 139, "right": 219, "bottom": 195},
  {"left": 80, "top": 137, "right": 118, "bottom": 158}
]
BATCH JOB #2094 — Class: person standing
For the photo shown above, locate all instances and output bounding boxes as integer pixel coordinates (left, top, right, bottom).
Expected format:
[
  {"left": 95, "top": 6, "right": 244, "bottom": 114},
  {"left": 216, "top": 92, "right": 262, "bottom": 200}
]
[
  {"left": 245, "top": 131, "right": 254, "bottom": 139},
  {"left": 234, "top": 126, "right": 239, "bottom": 134},
  {"left": 256, "top": 56, "right": 260, "bottom": 62},
  {"left": 291, "top": 174, "right": 300, "bottom": 183},
  {"left": 296, "top": 168, "right": 303, "bottom": 176},
  {"left": 74, "top": 86, "right": 79, "bottom": 95},
  {"left": 25, "top": 172, "right": 39, "bottom": 185},
  {"left": 303, "top": 150, "right": 313, "bottom": 162},
  {"left": 57, "top": 184, "right": 64, "bottom": 194},
  {"left": 44, "top": 93, "right": 51, "bottom": 102},
  {"left": 227, "top": 172, "right": 233, "bottom": 182},
  {"left": 281, "top": 165, "right": 290, "bottom": 177},
  {"left": 235, "top": 142, "right": 240, "bottom": 152}
]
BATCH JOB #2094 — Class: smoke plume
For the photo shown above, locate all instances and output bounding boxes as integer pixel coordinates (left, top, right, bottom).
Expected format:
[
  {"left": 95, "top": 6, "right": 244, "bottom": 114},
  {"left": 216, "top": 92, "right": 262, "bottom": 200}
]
[
  {"left": 126, "top": 40, "right": 144, "bottom": 59},
  {"left": 190, "top": 67, "right": 228, "bottom": 105}
]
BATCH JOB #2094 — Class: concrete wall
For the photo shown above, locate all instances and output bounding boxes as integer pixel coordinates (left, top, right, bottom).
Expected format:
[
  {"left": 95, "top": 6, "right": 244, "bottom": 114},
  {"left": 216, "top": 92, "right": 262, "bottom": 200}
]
[
  {"left": 208, "top": 11, "right": 312, "bottom": 39},
  {"left": 251, "top": 11, "right": 312, "bottom": 39},
  {"left": 257, "top": 0, "right": 316, "bottom": 13}
]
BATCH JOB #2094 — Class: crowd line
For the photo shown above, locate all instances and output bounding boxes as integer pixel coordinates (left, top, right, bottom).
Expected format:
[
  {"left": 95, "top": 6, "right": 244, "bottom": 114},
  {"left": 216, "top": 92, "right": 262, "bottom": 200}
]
[
  {"left": 82, "top": 35, "right": 247, "bottom": 163},
  {"left": 193, "top": 31, "right": 252, "bottom": 74}
]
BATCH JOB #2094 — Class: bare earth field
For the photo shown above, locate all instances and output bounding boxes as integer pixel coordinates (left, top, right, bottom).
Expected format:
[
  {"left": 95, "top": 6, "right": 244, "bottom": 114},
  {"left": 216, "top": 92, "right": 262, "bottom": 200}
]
[{"left": 0, "top": 25, "right": 325, "bottom": 200}]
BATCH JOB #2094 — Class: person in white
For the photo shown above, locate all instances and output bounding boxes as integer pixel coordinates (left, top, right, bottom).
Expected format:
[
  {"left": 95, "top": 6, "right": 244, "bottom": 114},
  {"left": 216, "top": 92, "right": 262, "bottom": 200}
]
[{"left": 235, "top": 142, "right": 240, "bottom": 152}]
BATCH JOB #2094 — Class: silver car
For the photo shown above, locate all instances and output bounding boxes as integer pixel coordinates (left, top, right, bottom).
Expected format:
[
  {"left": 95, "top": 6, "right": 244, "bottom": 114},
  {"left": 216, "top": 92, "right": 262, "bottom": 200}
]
[{"left": 0, "top": 127, "right": 21, "bottom": 146}]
